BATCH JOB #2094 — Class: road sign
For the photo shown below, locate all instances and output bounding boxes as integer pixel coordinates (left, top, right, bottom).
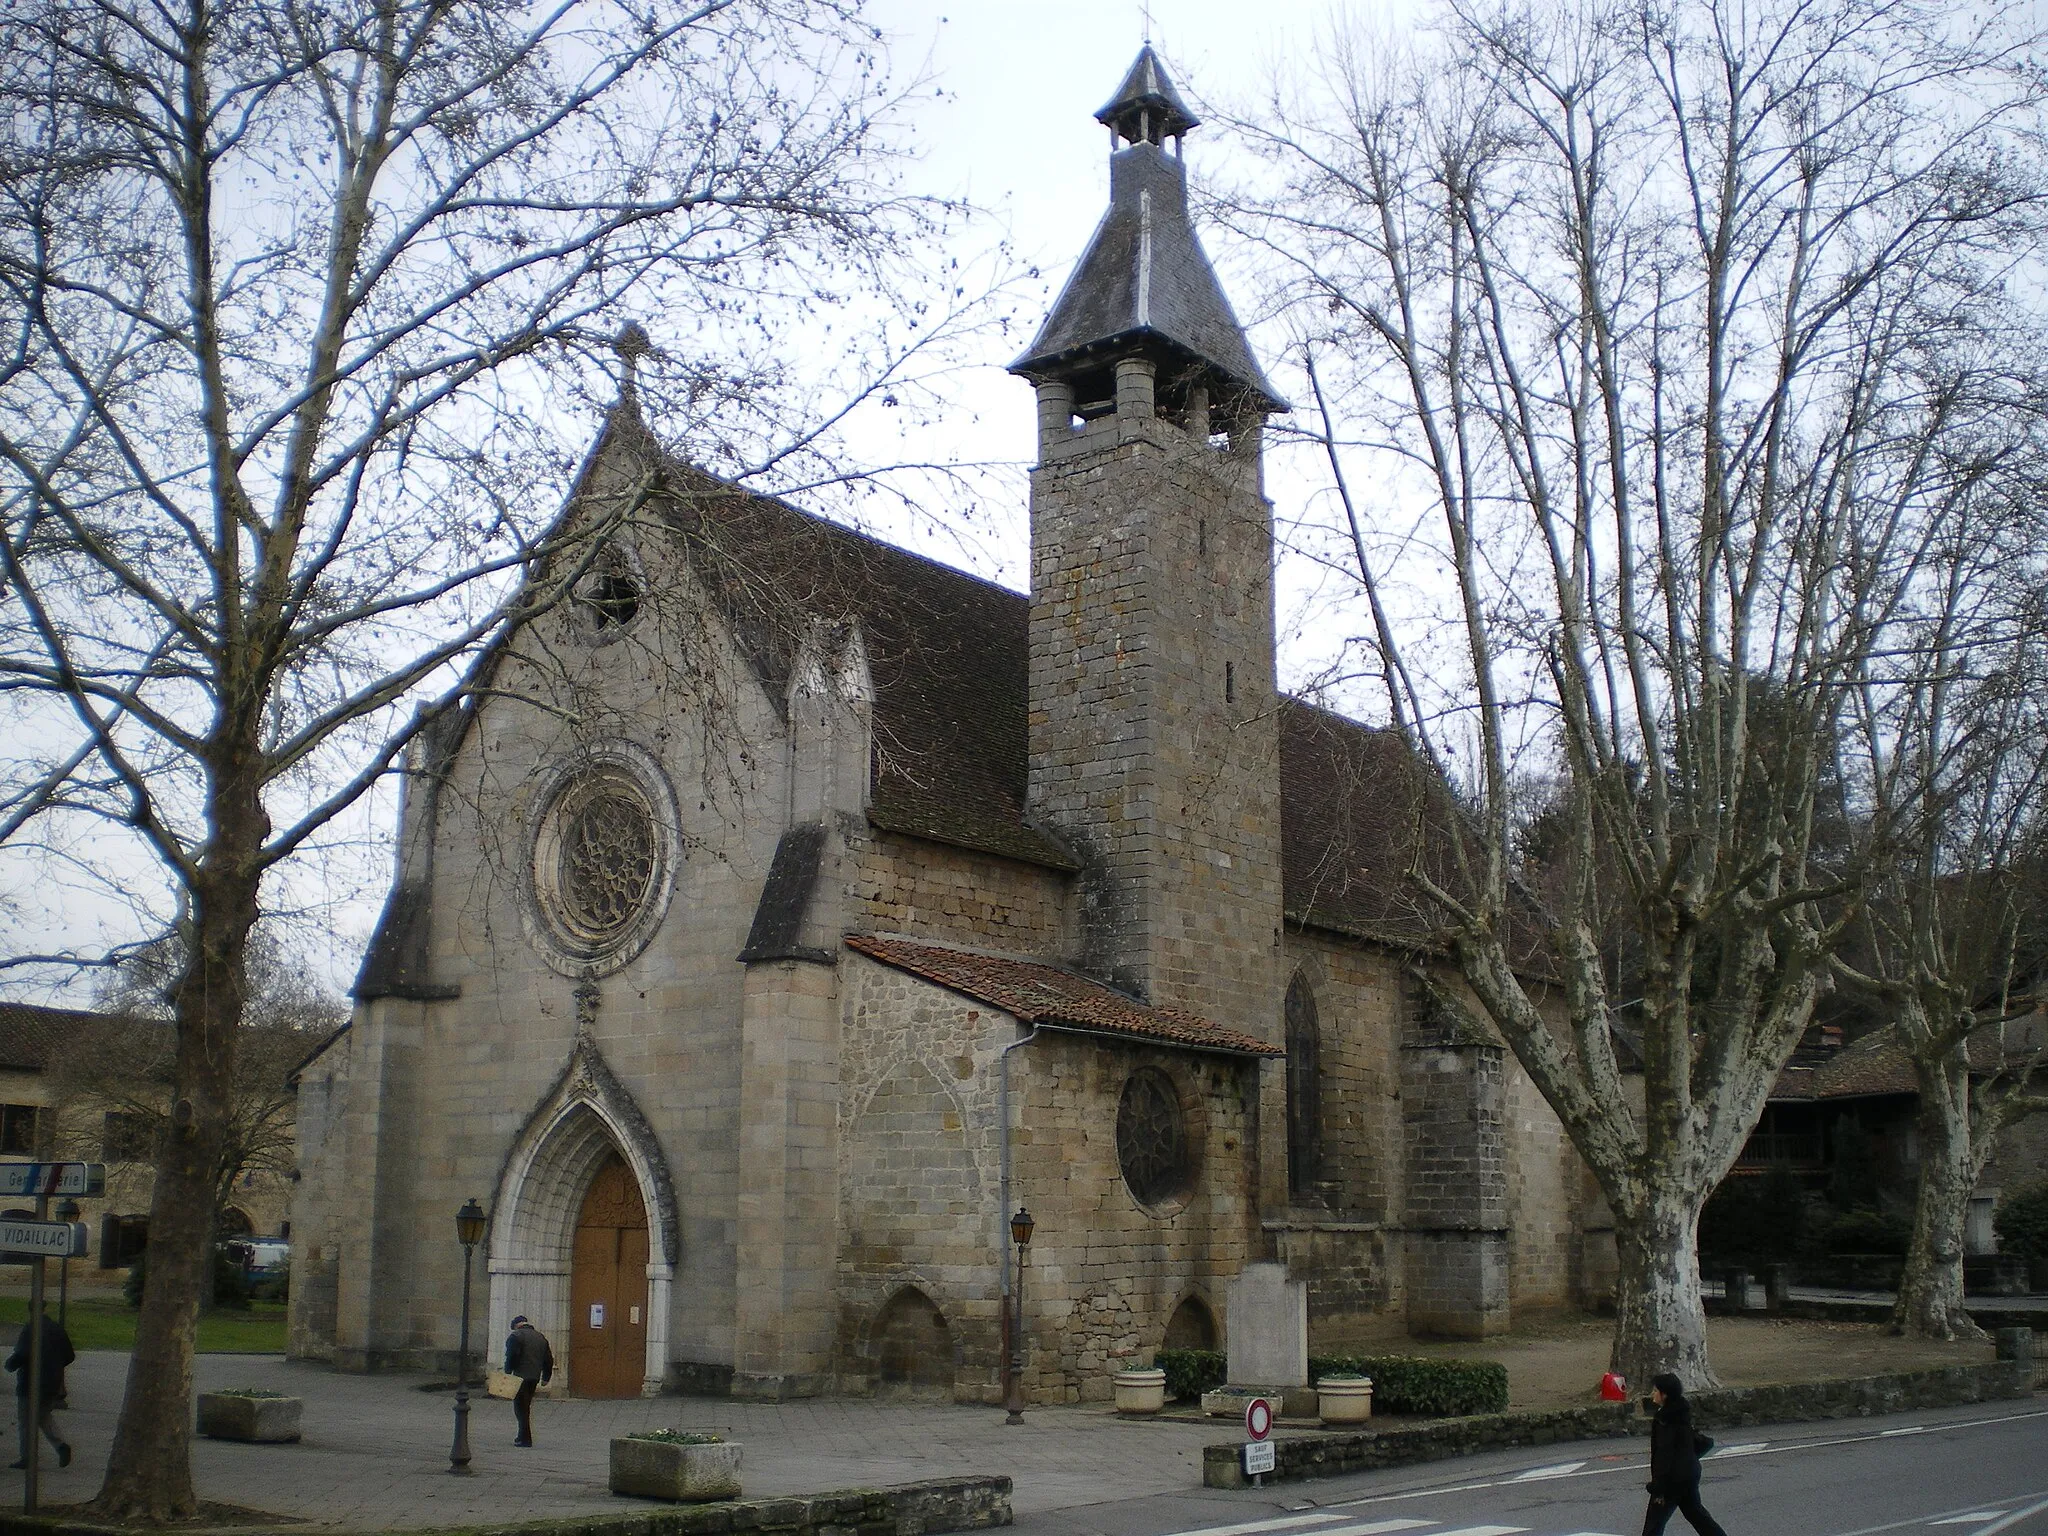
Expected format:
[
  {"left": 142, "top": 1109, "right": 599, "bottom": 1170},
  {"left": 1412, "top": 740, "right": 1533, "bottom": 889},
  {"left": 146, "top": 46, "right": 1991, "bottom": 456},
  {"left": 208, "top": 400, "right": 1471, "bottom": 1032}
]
[
  {"left": 0, "top": 1221, "right": 87, "bottom": 1258},
  {"left": 0, "top": 1163, "right": 106, "bottom": 1198},
  {"left": 1244, "top": 1395, "right": 1273, "bottom": 1441},
  {"left": 1242, "top": 1440, "right": 1276, "bottom": 1476}
]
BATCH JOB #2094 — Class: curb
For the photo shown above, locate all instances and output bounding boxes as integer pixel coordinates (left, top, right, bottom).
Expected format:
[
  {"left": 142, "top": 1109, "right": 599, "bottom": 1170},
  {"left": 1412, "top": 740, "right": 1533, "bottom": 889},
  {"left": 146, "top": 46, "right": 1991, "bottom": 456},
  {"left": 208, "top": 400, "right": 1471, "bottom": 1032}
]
[
  {"left": 0, "top": 1475, "right": 1013, "bottom": 1536},
  {"left": 1202, "top": 1360, "right": 2035, "bottom": 1488}
]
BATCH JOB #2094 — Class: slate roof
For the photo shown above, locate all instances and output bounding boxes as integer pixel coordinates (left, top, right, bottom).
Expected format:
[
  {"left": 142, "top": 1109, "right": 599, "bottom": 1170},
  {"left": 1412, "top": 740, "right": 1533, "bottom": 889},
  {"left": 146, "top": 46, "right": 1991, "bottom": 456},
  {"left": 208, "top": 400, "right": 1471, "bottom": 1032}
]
[
  {"left": 1096, "top": 45, "right": 1202, "bottom": 140},
  {"left": 0, "top": 1002, "right": 104, "bottom": 1072},
  {"left": 648, "top": 457, "right": 1078, "bottom": 872},
  {"left": 1012, "top": 60, "right": 1284, "bottom": 412},
  {"left": 845, "top": 934, "right": 1281, "bottom": 1056}
]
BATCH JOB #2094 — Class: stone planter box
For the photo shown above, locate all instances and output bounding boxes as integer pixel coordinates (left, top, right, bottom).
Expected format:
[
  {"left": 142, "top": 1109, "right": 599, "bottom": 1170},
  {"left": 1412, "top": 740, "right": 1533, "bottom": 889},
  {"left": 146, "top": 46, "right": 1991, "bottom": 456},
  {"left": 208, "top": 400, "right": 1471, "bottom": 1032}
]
[
  {"left": 197, "top": 1392, "right": 301, "bottom": 1443},
  {"left": 609, "top": 1437, "right": 742, "bottom": 1502},
  {"left": 1113, "top": 1367, "right": 1167, "bottom": 1415},
  {"left": 1316, "top": 1376, "right": 1373, "bottom": 1425}
]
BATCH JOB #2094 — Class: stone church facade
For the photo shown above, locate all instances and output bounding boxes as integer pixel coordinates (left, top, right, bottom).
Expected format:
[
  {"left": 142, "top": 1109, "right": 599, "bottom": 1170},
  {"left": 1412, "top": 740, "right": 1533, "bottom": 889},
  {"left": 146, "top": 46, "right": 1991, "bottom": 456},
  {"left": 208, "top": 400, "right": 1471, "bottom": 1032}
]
[{"left": 288, "top": 49, "right": 1608, "bottom": 1403}]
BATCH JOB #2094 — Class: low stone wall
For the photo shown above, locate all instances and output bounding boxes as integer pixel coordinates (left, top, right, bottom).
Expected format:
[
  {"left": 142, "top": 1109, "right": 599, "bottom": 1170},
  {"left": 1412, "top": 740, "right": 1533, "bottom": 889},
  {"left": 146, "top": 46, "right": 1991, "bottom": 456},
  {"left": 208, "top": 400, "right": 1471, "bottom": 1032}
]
[
  {"left": 1203, "top": 1361, "right": 2035, "bottom": 1488},
  {"left": 0, "top": 1476, "right": 1012, "bottom": 1536}
]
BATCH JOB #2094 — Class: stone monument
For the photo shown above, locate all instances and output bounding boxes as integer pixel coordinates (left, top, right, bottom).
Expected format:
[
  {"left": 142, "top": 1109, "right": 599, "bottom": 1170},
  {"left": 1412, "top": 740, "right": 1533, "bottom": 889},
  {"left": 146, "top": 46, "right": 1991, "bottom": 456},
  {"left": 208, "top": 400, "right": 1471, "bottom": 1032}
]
[{"left": 1216, "top": 1263, "right": 1313, "bottom": 1418}]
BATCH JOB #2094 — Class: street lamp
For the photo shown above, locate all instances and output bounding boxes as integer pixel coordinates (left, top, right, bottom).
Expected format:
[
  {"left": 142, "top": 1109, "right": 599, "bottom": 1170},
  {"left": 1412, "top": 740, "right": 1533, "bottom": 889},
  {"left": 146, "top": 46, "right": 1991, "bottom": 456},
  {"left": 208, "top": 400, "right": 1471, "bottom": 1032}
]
[
  {"left": 54, "top": 1200, "right": 79, "bottom": 1333},
  {"left": 449, "top": 1198, "right": 487, "bottom": 1474},
  {"left": 1003, "top": 1207, "right": 1034, "bottom": 1425}
]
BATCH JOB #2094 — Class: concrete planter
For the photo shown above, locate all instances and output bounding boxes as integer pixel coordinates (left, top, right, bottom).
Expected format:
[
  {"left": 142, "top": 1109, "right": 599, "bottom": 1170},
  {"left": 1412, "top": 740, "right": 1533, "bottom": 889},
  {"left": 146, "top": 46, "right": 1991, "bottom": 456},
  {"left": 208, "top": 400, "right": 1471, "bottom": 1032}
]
[
  {"left": 609, "top": 1437, "right": 742, "bottom": 1502},
  {"left": 197, "top": 1392, "right": 302, "bottom": 1443},
  {"left": 1316, "top": 1376, "right": 1373, "bottom": 1425},
  {"left": 1113, "top": 1367, "right": 1167, "bottom": 1415}
]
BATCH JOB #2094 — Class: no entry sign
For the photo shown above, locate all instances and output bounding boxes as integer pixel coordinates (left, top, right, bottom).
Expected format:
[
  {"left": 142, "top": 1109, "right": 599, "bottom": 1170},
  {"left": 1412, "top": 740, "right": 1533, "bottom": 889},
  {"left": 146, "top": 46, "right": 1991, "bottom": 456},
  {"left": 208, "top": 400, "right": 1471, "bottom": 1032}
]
[{"left": 1244, "top": 1396, "right": 1273, "bottom": 1441}]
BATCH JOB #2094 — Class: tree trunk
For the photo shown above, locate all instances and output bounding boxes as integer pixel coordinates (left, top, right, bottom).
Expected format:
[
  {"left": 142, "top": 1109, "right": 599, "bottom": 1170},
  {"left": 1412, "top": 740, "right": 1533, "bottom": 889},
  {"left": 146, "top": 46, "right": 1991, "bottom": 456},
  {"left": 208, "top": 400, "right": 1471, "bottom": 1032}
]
[
  {"left": 1893, "top": 1049, "right": 1984, "bottom": 1341},
  {"left": 91, "top": 816, "right": 261, "bottom": 1517},
  {"left": 1610, "top": 1183, "right": 1714, "bottom": 1392}
]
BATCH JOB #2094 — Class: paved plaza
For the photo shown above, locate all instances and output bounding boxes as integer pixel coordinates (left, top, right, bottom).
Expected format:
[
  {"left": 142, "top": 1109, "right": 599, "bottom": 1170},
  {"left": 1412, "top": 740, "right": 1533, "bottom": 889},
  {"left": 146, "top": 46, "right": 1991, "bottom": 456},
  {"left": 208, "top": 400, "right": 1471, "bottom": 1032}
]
[{"left": 15, "top": 1352, "right": 1223, "bottom": 1527}]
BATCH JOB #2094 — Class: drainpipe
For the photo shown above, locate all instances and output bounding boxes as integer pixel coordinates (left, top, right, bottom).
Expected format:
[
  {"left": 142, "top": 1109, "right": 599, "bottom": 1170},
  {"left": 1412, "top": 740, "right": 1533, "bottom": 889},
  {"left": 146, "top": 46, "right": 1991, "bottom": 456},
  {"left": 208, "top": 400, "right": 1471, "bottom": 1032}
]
[{"left": 997, "top": 1025, "right": 1041, "bottom": 1312}]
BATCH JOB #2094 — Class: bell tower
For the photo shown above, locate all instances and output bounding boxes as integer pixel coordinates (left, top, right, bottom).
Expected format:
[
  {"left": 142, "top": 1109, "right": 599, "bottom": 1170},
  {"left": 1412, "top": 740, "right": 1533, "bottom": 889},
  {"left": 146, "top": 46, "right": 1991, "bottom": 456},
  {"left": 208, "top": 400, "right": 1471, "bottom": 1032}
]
[{"left": 1013, "top": 46, "right": 1287, "bottom": 1040}]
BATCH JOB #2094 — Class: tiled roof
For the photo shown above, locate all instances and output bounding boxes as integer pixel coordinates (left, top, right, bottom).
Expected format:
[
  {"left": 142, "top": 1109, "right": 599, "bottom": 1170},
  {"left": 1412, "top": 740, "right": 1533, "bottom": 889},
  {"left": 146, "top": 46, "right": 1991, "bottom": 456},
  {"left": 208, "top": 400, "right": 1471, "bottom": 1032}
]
[
  {"left": 1770, "top": 1021, "right": 2043, "bottom": 1102},
  {"left": 845, "top": 934, "right": 1282, "bottom": 1057},
  {"left": 0, "top": 1002, "right": 105, "bottom": 1072}
]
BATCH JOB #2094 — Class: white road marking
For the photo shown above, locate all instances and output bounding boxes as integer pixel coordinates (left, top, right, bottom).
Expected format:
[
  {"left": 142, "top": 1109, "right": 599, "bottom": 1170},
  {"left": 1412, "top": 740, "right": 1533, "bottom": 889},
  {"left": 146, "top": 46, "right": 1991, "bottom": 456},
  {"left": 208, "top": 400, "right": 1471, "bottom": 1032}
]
[
  {"left": 1435, "top": 1527, "right": 1528, "bottom": 1536},
  {"left": 1166, "top": 1516, "right": 1355, "bottom": 1536},
  {"left": 1313, "top": 1524, "right": 1437, "bottom": 1536},
  {"left": 1513, "top": 1462, "right": 1587, "bottom": 1481},
  {"left": 1879, "top": 1426, "right": 1929, "bottom": 1437},
  {"left": 1705, "top": 1442, "right": 1769, "bottom": 1458},
  {"left": 1928, "top": 1516, "right": 2008, "bottom": 1526},
  {"left": 1975, "top": 1499, "right": 2048, "bottom": 1536}
]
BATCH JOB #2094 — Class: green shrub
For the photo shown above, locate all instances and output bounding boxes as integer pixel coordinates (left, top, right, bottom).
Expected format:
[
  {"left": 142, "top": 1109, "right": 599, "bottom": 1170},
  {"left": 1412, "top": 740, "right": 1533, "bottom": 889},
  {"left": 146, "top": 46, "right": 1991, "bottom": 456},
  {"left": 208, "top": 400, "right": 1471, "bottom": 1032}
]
[
  {"left": 1995, "top": 1182, "right": 2048, "bottom": 1261},
  {"left": 1701, "top": 1164, "right": 1809, "bottom": 1267},
  {"left": 1308, "top": 1354, "right": 1509, "bottom": 1416},
  {"left": 626, "top": 1429, "right": 723, "bottom": 1445},
  {"left": 1156, "top": 1348, "right": 1225, "bottom": 1402},
  {"left": 1807, "top": 1205, "right": 1908, "bottom": 1257},
  {"left": 122, "top": 1256, "right": 145, "bottom": 1309}
]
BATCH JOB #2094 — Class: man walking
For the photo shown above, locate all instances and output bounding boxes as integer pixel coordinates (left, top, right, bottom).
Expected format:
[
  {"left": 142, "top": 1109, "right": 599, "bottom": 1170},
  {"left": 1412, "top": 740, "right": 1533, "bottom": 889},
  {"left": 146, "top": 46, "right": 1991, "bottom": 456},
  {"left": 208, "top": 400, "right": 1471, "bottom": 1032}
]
[
  {"left": 5, "top": 1312, "right": 74, "bottom": 1470},
  {"left": 503, "top": 1314, "right": 553, "bottom": 1448}
]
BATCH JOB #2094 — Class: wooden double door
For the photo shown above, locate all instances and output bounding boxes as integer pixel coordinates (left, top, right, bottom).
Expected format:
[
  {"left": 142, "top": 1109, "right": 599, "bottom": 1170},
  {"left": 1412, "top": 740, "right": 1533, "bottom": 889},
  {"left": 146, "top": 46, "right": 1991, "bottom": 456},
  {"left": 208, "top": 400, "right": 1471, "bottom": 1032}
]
[{"left": 567, "top": 1154, "right": 650, "bottom": 1398}]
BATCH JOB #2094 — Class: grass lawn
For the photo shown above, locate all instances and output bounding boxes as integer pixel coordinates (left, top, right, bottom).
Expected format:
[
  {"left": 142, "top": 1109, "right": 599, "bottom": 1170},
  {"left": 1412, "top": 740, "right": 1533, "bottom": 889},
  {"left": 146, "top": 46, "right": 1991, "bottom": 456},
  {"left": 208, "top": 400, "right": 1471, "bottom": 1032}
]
[{"left": 0, "top": 1296, "right": 287, "bottom": 1353}]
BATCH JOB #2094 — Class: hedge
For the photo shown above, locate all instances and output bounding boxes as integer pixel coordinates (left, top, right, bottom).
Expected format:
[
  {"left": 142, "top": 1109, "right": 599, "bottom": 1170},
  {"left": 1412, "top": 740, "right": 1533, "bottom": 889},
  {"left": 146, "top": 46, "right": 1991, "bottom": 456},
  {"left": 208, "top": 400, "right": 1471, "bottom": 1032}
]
[
  {"left": 1309, "top": 1355, "right": 1509, "bottom": 1416},
  {"left": 1155, "top": 1348, "right": 1507, "bottom": 1417},
  {"left": 1157, "top": 1349, "right": 1225, "bottom": 1402}
]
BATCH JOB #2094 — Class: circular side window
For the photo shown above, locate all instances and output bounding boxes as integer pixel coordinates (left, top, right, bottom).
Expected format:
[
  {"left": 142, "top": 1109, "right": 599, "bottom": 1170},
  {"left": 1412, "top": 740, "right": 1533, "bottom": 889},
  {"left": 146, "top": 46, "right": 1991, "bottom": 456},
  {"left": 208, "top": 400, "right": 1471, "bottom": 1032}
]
[
  {"left": 1117, "top": 1067, "right": 1191, "bottom": 1209},
  {"left": 529, "top": 748, "right": 677, "bottom": 974}
]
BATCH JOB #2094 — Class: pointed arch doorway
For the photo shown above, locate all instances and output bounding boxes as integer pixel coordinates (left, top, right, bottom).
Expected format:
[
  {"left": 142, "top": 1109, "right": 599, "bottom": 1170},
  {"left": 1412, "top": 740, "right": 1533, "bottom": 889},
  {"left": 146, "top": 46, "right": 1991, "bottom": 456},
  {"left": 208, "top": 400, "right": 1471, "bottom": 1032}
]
[{"left": 568, "top": 1153, "right": 650, "bottom": 1398}]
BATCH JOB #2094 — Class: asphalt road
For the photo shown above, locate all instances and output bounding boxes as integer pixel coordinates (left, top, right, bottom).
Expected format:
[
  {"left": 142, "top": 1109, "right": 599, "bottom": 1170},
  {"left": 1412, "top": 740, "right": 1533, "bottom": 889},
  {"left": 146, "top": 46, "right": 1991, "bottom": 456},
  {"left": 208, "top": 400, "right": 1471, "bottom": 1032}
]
[{"left": 1015, "top": 1400, "right": 2048, "bottom": 1536}]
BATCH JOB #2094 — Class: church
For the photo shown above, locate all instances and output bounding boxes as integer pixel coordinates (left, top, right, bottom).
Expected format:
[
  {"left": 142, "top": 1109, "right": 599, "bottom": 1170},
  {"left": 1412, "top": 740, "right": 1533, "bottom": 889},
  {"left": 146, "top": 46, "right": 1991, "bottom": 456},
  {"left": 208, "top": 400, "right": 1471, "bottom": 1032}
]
[{"left": 287, "top": 48, "right": 1606, "bottom": 1403}]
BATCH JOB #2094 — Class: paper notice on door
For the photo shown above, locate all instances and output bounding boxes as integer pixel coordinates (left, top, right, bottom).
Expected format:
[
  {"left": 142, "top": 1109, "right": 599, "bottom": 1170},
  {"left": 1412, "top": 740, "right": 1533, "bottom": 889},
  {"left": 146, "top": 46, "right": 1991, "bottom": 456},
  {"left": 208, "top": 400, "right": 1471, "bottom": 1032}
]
[
  {"left": 630, "top": 1306, "right": 640, "bottom": 1325},
  {"left": 590, "top": 1302, "right": 605, "bottom": 1328}
]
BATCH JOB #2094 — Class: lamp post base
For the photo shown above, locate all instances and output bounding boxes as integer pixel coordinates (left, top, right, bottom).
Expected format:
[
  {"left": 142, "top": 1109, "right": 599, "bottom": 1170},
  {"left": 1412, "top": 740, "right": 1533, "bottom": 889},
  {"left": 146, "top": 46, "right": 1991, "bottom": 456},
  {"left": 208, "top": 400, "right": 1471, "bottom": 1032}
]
[{"left": 450, "top": 1387, "right": 473, "bottom": 1473}]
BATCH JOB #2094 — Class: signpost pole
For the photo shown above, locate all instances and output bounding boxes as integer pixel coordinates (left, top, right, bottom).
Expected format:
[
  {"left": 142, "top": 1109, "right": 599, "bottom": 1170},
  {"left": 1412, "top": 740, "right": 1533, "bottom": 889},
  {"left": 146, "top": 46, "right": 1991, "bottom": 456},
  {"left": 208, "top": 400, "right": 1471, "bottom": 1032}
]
[{"left": 23, "top": 1175, "right": 48, "bottom": 1514}]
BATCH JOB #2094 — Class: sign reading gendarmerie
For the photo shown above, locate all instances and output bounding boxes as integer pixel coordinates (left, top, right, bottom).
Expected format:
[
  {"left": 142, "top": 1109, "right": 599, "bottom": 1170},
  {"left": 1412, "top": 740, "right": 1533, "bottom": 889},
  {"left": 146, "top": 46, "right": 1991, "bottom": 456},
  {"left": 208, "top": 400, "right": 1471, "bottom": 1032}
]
[
  {"left": 0, "top": 1163, "right": 107, "bottom": 1199},
  {"left": 0, "top": 1221, "right": 88, "bottom": 1259}
]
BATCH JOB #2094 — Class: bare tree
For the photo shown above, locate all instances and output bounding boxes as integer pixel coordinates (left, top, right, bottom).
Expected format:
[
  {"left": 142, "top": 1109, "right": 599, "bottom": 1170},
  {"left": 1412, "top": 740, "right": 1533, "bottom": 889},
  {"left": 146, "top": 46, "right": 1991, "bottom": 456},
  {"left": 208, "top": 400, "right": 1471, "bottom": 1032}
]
[
  {"left": 0, "top": 0, "right": 999, "bottom": 1516},
  {"left": 1836, "top": 521, "right": 2048, "bottom": 1338},
  {"left": 1223, "top": 0, "right": 2048, "bottom": 1386},
  {"left": 49, "top": 925, "right": 349, "bottom": 1225}
]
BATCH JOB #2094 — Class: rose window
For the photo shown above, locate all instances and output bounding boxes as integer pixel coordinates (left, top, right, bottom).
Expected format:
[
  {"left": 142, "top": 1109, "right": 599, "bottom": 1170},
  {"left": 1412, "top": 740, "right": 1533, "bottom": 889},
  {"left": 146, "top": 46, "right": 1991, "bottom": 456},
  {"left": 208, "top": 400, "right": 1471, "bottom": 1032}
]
[
  {"left": 532, "top": 762, "right": 670, "bottom": 964},
  {"left": 1116, "top": 1068, "right": 1190, "bottom": 1207}
]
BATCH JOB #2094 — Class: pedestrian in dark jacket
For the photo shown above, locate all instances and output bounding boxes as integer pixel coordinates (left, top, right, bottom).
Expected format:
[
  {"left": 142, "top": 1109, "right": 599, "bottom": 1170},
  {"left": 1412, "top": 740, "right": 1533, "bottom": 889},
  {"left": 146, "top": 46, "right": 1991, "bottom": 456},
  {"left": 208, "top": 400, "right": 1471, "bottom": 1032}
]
[
  {"left": 5, "top": 1314, "right": 73, "bottom": 1470},
  {"left": 503, "top": 1315, "right": 553, "bottom": 1447},
  {"left": 1642, "top": 1372, "right": 1727, "bottom": 1536}
]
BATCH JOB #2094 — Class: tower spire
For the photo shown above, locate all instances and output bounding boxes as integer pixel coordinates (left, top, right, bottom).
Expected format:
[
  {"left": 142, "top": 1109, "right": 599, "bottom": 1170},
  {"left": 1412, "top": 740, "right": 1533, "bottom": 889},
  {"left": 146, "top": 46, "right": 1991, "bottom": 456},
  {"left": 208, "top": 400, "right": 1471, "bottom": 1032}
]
[{"left": 1011, "top": 48, "right": 1283, "bottom": 421}]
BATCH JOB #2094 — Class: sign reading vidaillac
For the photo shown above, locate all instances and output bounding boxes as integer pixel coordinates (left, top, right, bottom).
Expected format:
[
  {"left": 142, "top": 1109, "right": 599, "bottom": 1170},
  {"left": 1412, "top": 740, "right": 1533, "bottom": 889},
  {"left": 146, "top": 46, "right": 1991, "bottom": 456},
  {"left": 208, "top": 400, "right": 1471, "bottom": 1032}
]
[
  {"left": 0, "top": 1221, "right": 89, "bottom": 1259},
  {"left": 0, "top": 1163, "right": 107, "bottom": 1198}
]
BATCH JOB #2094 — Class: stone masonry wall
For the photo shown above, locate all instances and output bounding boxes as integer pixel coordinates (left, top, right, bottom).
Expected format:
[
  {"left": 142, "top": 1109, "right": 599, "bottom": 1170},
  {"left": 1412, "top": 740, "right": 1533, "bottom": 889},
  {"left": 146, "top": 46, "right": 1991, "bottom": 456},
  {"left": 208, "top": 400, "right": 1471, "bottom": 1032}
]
[
  {"left": 1026, "top": 404, "right": 1285, "bottom": 1045},
  {"left": 854, "top": 833, "right": 1071, "bottom": 958},
  {"left": 836, "top": 952, "right": 1263, "bottom": 1404},
  {"left": 1402, "top": 1039, "right": 1510, "bottom": 1337}
]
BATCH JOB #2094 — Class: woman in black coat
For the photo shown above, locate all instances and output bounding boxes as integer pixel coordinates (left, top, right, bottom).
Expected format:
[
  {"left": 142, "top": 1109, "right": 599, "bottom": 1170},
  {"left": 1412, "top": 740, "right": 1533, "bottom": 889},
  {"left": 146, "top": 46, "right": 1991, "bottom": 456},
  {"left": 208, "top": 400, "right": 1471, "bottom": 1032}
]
[{"left": 1642, "top": 1373, "right": 1729, "bottom": 1536}]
